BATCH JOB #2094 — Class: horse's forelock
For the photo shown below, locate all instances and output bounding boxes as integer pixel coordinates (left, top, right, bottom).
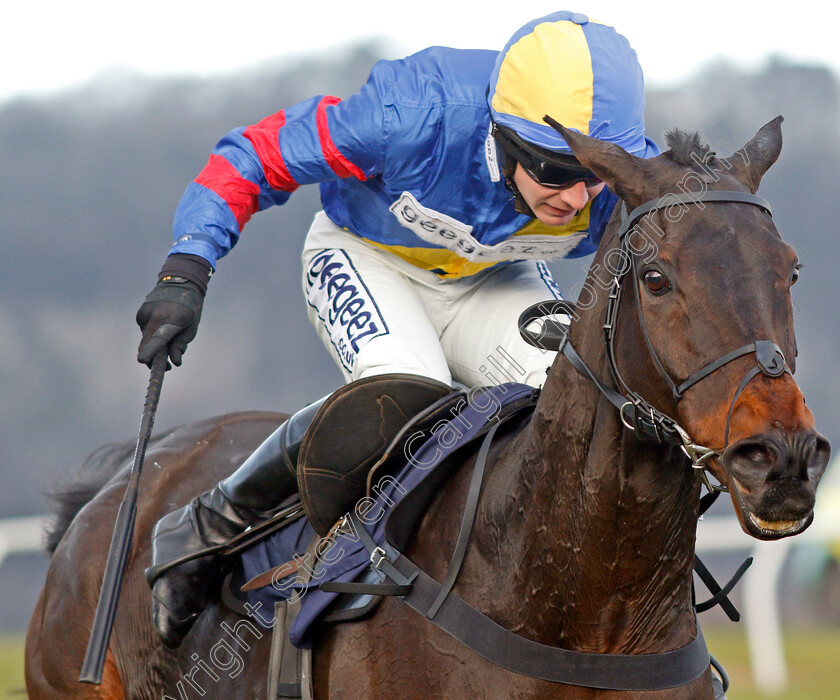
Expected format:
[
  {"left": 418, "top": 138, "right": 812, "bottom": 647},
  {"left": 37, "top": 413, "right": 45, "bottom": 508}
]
[{"left": 664, "top": 128, "right": 713, "bottom": 167}]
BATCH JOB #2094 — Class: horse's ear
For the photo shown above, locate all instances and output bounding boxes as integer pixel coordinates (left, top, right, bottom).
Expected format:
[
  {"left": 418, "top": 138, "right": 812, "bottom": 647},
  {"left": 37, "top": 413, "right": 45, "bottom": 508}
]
[
  {"left": 722, "top": 116, "right": 784, "bottom": 193},
  {"left": 544, "top": 117, "right": 656, "bottom": 209}
]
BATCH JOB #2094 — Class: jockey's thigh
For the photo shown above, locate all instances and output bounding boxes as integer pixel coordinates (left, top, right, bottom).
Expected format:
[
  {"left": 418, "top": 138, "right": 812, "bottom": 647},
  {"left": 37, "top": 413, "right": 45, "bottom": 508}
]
[
  {"left": 301, "top": 212, "right": 452, "bottom": 385},
  {"left": 414, "top": 260, "right": 561, "bottom": 389}
]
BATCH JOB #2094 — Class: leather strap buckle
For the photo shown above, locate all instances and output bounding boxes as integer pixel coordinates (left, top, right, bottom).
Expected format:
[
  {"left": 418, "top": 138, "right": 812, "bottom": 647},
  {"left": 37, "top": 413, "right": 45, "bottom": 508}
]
[{"left": 370, "top": 546, "right": 390, "bottom": 572}]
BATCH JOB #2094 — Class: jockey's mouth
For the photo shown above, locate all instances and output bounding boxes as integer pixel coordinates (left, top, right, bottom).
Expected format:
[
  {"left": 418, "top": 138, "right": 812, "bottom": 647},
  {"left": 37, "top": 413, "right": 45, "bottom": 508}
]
[
  {"left": 546, "top": 203, "right": 576, "bottom": 215},
  {"left": 540, "top": 202, "right": 578, "bottom": 221}
]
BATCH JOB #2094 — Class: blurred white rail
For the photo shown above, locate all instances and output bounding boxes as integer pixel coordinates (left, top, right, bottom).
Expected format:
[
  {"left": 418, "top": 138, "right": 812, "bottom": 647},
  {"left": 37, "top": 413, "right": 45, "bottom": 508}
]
[
  {"left": 696, "top": 487, "right": 840, "bottom": 693},
  {"left": 0, "top": 515, "right": 47, "bottom": 567}
]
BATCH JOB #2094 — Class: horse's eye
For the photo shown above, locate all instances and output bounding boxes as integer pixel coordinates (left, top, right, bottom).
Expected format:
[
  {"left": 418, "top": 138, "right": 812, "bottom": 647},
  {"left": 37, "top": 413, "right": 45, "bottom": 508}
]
[
  {"left": 643, "top": 269, "right": 670, "bottom": 295},
  {"left": 791, "top": 265, "right": 801, "bottom": 286}
]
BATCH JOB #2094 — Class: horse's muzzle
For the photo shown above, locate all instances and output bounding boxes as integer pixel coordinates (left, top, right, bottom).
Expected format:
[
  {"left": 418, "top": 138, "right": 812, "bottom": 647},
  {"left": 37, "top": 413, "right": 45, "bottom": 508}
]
[{"left": 721, "top": 429, "right": 831, "bottom": 539}]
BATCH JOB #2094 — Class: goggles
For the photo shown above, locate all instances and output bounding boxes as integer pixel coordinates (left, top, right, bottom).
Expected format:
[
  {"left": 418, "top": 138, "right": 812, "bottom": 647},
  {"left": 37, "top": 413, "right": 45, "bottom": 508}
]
[{"left": 493, "top": 123, "right": 602, "bottom": 189}]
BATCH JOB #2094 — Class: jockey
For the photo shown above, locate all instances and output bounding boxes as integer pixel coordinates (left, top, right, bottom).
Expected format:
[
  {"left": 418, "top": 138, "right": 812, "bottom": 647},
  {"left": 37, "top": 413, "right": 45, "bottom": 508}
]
[{"left": 137, "top": 10, "right": 660, "bottom": 647}]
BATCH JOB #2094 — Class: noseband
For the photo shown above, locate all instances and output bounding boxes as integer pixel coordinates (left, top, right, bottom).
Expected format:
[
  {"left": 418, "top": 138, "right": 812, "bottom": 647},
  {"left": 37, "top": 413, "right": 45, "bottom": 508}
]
[{"left": 521, "top": 190, "right": 792, "bottom": 491}]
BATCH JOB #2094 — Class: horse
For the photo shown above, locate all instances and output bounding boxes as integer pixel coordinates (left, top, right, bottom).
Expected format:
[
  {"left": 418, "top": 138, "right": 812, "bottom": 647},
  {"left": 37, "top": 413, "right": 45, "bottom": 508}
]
[{"left": 25, "top": 117, "right": 831, "bottom": 699}]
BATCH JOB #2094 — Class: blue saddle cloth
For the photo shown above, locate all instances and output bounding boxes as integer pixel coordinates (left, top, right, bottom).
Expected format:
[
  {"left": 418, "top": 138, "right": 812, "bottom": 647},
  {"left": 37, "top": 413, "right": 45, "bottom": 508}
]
[{"left": 239, "top": 382, "right": 535, "bottom": 648}]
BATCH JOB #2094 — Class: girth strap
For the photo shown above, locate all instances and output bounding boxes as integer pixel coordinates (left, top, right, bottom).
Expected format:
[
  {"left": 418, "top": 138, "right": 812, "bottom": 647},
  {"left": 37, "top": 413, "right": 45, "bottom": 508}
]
[
  {"left": 319, "top": 580, "right": 412, "bottom": 596},
  {"left": 332, "top": 535, "right": 711, "bottom": 690},
  {"left": 339, "top": 519, "right": 710, "bottom": 690},
  {"left": 427, "top": 420, "right": 501, "bottom": 618},
  {"left": 386, "top": 552, "right": 710, "bottom": 690}
]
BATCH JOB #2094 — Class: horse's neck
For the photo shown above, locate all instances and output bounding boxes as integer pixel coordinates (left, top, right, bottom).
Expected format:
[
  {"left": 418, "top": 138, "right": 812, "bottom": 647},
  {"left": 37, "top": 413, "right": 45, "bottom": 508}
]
[{"left": 482, "top": 326, "right": 701, "bottom": 654}]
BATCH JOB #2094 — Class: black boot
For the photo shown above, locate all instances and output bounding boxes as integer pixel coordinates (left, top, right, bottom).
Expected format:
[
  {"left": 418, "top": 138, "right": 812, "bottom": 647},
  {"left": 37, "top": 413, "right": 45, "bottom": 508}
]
[{"left": 145, "top": 396, "right": 328, "bottom": 647}]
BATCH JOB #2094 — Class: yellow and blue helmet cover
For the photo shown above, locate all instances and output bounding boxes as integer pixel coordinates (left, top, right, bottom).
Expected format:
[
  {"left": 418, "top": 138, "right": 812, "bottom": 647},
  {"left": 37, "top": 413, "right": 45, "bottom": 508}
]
[{"left": 489, "top": 11, "right": 658, "bottom": 158}]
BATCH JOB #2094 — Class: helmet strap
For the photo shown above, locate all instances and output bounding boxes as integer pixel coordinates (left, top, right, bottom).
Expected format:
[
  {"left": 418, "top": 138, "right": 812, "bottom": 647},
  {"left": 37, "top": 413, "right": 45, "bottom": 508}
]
[{"left": 500, "top": 156, "right": 536, "bottom": 217}]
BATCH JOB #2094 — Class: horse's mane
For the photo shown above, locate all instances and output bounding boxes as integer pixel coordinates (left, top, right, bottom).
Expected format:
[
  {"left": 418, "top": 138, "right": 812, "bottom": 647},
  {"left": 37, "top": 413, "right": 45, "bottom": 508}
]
[
  {"left": 43, "top": 441, "right": 136, "bottom": 554},
  {"left": 664, "top": 128, "right": 714, "bottom": 166}
]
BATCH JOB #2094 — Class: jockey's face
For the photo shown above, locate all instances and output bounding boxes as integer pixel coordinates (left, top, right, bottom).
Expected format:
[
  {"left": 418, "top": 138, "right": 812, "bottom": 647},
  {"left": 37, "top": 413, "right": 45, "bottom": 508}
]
[{"left": 513, "top": 163, "right": 606, "bottom": 226}]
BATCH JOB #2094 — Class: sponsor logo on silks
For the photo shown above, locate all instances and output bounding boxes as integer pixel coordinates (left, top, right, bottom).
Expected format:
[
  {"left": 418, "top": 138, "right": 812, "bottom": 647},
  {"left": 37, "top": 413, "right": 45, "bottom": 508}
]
[
  {"left": 305, "top": 249, "right": 389, "bottom": 372},
  {"left": 484, "top": 124, "right": 501, "bottom": 183},
  {"left": 389, "top": 192, "right": 587, "bottom": 262}
]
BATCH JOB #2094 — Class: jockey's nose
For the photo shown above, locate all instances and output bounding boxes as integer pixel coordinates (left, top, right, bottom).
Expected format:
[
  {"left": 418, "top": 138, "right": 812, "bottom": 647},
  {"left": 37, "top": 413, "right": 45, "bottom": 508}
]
[{"left": 559, "top": 182, "right": 590, "bottom": 210}]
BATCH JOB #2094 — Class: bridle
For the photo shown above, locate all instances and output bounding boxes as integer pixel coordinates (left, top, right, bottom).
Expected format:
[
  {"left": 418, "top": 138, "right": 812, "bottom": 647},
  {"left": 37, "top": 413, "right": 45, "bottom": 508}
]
[{"left": 521, "top": 189, "right": 792, "bottom": 491}]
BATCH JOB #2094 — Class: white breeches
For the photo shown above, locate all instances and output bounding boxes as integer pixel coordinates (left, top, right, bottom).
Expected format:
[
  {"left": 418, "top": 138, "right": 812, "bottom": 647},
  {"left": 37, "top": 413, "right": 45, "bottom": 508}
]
[{"left": 301, "top": 211, "right": 561, "bottom": 389}]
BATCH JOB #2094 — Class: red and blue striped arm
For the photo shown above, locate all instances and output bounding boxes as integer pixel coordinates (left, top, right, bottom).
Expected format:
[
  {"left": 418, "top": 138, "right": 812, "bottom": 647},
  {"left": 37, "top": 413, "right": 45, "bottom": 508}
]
[{"left": 169, "top": 90, "right": 386, "bottom": 266}]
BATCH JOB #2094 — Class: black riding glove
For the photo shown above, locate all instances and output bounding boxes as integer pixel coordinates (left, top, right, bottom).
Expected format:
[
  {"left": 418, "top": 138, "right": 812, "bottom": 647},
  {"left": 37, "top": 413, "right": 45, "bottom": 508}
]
[{"left": 136, "top": 254, "right": 212, "bottom": 367}]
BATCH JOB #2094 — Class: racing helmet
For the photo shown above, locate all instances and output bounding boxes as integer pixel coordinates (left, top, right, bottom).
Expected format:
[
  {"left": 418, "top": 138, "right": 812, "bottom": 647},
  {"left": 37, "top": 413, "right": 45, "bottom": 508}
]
[{"left": 488, "top": 10, "right": 658, "bottom": 199}]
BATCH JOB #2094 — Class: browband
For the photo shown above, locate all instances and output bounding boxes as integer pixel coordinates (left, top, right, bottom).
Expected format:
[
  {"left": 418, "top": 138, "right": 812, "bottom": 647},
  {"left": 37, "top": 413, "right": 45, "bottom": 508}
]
[{"left": 618, "top": 190, "right": 772, "bottom": 240}]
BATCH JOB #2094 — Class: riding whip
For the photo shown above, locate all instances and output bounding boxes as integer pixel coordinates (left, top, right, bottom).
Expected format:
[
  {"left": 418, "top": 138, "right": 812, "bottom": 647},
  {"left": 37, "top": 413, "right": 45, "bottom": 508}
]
[{"left": 79, "top": 351, "right": 167, "bottom": 684}]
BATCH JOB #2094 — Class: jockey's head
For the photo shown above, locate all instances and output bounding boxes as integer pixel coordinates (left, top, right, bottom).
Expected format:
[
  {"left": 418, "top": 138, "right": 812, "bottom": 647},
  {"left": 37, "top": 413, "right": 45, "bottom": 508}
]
[{"left": 488, "top": 11, "right": 659, "bottom": 223}]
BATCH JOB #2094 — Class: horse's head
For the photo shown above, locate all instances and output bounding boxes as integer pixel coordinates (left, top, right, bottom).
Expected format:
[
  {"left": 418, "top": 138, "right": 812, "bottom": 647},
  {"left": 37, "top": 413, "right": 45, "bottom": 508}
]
[{"left": 556, "top": 116, "right": 830, "bottom": 540}]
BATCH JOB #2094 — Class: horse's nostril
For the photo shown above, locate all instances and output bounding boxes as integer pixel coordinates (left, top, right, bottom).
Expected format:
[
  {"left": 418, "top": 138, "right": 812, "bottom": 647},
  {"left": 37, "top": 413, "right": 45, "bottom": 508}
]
[
  {"left": 800, "top": 433, "right": 832, "bottom": 484},
  {"left": 723, "top": 438, "right": 787, "bottom": 486},
  {"left": 730, "top": 441, "right": 777, "bottom": 469}
]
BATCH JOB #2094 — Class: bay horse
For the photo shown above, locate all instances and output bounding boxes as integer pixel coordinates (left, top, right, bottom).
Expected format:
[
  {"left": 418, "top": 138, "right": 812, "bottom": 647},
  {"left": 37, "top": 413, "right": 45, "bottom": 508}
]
[{"left": 26, "top": 117, "right": 830, "bottom": 699}]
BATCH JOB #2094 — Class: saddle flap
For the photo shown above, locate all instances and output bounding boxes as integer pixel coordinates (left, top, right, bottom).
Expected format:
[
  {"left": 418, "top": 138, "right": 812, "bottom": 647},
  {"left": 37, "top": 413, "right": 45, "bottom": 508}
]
[
  {"left": 297, "top": 373, "right": 452, "bottom": 535},
  {"left": 383, "top": 392, "right": 538, "bottom": 552}
]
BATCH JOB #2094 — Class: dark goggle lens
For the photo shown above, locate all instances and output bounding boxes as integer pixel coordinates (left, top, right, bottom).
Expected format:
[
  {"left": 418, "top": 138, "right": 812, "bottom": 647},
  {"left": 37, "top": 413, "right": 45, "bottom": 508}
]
[
  {"left": 521, "top": 161, "right": 602, "bottom": 189},
  {"left": 494, "top": 123, "right": 602, "bottom": 189}
]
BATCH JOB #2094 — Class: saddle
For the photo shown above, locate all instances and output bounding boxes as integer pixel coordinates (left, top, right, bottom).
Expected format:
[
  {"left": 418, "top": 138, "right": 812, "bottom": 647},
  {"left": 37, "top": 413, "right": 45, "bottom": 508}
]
[
  {"left": 231, "top": 374, "right": 472, "bottom": 594},
  {"left": 296, "top": 373, "right": 457, "bottom": 535}
]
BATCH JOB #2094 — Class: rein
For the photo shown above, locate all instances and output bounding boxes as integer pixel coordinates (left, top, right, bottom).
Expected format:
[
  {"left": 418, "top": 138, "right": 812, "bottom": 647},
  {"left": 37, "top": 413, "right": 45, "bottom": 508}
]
[{"left": 521, "top": 189, "right": 791, "bottom": 491}]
